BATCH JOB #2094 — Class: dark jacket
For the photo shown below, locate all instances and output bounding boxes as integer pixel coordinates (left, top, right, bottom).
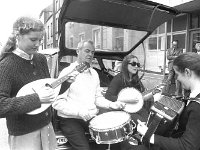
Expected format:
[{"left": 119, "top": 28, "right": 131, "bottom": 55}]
[
  {"left": 167, "top": 47, "right": 183, "bottom": 71},
  {"left": 152, "top": 97, "right": 200, "bottom": 150}
]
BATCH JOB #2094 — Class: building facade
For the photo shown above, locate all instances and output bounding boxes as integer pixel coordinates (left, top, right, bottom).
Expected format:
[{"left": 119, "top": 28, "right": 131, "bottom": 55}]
[{"left": 41, "top": 0, "right": 200, "bottom": 73}]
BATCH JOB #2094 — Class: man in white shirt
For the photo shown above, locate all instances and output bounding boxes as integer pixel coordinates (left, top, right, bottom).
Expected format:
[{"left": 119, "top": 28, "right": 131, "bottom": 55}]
[{"left": 52, "top": 40, "right": 125, "bottom": 150}]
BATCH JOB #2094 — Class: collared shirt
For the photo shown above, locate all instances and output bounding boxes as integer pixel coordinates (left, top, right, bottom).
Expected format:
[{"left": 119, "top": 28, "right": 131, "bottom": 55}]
[
  {"left": 12, "top": 48, "right": 33, "bottom": 60},
  {"left": 187, "top": 86, "right": 200, "bottom": 105},
  {"left": 53, "top": 61, "right": 104, "bottom": 119}
]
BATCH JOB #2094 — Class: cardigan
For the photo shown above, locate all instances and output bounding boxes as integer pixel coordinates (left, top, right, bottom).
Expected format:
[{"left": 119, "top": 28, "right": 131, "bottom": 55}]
[{"left": 0, "top": 53, "right": 52, "bottom": 136}]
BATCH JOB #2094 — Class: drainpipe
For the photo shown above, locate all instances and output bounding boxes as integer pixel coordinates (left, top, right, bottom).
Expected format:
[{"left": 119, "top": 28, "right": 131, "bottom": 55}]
[
  {"left": 52, "top": 0, "right": 56, "bottom": 48},
  {"left": 163, "top": 22, "right": 167, "bottom": 76}
]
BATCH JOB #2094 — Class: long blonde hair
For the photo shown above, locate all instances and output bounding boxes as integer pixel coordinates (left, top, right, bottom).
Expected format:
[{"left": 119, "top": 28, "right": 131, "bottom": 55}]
[{"left": 0, "top": 16, "right": 45, "bottom": 61}]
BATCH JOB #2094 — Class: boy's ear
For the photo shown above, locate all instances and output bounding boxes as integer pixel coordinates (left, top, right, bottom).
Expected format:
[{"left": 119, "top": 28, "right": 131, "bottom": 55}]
[{"left": 185, "top": 68, "right": 191, "bottom": 77}]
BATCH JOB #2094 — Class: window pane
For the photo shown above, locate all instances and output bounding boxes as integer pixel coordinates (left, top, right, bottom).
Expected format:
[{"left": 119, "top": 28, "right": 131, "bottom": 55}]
[
  {"left": 148, "top": 37, "right": 157, "bottom": 50},
  {"left": 158, "top": 36, "right": 165, "bottom": 50},
  {"left": 115, "top": 37, "right": 124, "bottom": 51},
  {"left": 190, "top": 14, "right": 200, "bottom": 29},
  {"left": 167, "top": 35, "right": 171, "bottom": 49},
  {"left": 173, "top": 15, "right": 187, "bottom": 31},
  {"left": 102, "top": 27, "right": 107, "bottom": 49},
  {"left": 173, "top": 34, "right": 186, "bottom": 49},
  {"left": 93, "top": 29, "right": 101, "bottom": 48},
  {"left": 167, "top": 20, "right": 171, "bottom": 33},
  {"left": 151, "top": 28, "right": 158, "bottom": 35},
  {"left": 159, "top": 23, "right": 165, "bottom": 34}
]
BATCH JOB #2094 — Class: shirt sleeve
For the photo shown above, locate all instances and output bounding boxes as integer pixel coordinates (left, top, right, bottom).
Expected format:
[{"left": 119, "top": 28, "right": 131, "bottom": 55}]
[
  {"left": 52, "top": 92, "right": 80, "bottom": 117},
  {"left": 52, "top": 64, "right": 81, "bottom": 117}
]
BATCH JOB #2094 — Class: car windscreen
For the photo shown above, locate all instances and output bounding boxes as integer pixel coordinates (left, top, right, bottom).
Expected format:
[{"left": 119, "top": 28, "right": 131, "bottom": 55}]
[{"left": 64, "top": 22, "right": 147, "bottom": 53}]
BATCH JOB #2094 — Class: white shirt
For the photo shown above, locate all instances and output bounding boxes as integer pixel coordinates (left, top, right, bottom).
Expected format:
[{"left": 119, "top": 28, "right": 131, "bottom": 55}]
[
  {"left": 13, "top": 48, "right": 33, "bottom": 60},
  {"left": 52, "top": 61, "right": 105, "bottom": 119}
]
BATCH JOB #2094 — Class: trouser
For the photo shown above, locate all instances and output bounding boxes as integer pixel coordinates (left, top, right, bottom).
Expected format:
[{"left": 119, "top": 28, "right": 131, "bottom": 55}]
[
  {"left": 125, "top": 144, "right": 161, "bottom": 150},
  {"left": 59, "top": 117, "right": 90, "bottom": 150},
  {"left": 166, "top": 69, "right": 182, "bottom": 96}
]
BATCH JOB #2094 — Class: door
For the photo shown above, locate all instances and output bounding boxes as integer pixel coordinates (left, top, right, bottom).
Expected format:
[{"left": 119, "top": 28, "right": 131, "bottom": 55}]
[{"left": 190, "top": 30, "right": 200, "bottom": 52}]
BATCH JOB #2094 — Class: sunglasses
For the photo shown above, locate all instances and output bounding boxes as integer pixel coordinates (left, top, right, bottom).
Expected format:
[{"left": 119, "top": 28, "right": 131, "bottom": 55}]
[{"left": 128, "top": 62, "right": 140, "bottom": 67}]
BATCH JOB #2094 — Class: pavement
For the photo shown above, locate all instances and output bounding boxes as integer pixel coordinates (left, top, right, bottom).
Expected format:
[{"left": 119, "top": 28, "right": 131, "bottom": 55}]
[{"left": 141, "top": 72, "right": 164, "bottom": 91}]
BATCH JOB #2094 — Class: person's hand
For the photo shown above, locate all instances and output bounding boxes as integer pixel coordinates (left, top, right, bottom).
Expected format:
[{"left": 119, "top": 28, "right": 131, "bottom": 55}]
[
  {"left": 78, "top": 108, "right": 98, "bottom": 121},
  {"left": 109, "top": 101, "right": 126, "bottom": 110},
  {"left": 66, "top": 70, "right": 79, "bottom": 83},
  {"left": 66, "top": 76, "right": 76, "bottom": 83},
  {"left": 152, "top": 84, "right": 165, "bottom": 95},
  {"left": 137, "top": 119, "right": 148, "bottom": 136},
  {"left": 52, "top": 94, "right": 67, "bottom": 107},
  {"left": 33, "top": 86, "right": 57, "bottom": 103}
]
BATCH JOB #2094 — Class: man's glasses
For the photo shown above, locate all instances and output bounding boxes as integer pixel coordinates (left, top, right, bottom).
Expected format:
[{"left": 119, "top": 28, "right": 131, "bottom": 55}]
[{"left": 128, "top": 62, "right": 140, "bottom": 67}]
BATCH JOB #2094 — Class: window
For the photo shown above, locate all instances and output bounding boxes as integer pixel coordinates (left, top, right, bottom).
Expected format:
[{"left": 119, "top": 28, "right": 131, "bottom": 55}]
[
  {"left": 167, "top": 35, "right": 171, "bottom": 49},
  {"left": 190, "top": 13, "right": 200, "bottom": 29},
  {"left": 93, "top": 28, "right": 101, "bottom": 49},
  {"left": 51, "top": 23, "right": 53, "bottom": 37},
  {"left": 113, "top": 28, "right": 124, "bottom": 51},
  {"left": 148, "top": 37, "right": 157, "bottom": 50},
  {"left": 79, "top": 33, "right": 85, "bottom": 42},
  {"left": 172, "top": 34, "right": 186, "bottom": 49},
  {"left": 48, "top": 26, "right": 49, "bottom": 39},
  {"left": 158, "top": 36, "right": 165, "bottom": 50},
  {"left": 148, "top": 24, "right": 166, "bottom": 51},
  {"left": 173, "top": 15, "right": 187, "bottom": 31},
  {"left": 69, "top": 37, "right": 74, "bottom": 48},
  {"left": 102, "top": 27, "right": 107, "bottom": 49},
  {"left": 64, "top": 22, "right": 146, "bottom": 52},
  {"left": 115, "top": 37, "right": 124, "bottom": 51},
  {"left": 55, "top": 0, "right": 58, "bottom": 12},
  {"left": 167, "top": 20, "right": 172, "bottom": 33},
  {"left": 159, "top": 23, "right": 165, "bottom": 34},
  {"left": 56, "top": 18, "right": 58, "bottom": 33}
]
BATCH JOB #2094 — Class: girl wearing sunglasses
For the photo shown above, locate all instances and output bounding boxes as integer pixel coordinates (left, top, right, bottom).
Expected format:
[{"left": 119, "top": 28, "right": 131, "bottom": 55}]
[{"left": 105, "top": 55, "right": 156, "bottom": 149}]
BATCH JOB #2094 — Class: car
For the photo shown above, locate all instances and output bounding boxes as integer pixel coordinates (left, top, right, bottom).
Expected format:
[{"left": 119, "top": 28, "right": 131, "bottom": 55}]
[{"left": 50, "top": 0, "right": 180, "bottom": 149}]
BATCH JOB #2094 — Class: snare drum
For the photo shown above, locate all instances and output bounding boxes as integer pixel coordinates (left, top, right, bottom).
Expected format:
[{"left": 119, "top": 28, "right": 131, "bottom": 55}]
[{"left": 89, "top": 111, "right": 136, "bottom": 144}]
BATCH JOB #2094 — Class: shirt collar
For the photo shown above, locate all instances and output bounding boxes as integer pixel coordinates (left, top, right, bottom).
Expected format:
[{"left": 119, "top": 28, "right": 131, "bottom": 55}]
[
  {"left": 13, "top": 48, "right": 33, "bottom": 60},
  {"left": 190, "top": 89, "right": 200, "bottom": 98}
]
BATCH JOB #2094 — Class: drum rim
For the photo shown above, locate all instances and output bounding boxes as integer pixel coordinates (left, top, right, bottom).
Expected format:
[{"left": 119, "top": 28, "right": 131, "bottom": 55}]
[
  {"left": 91, "top": 136, "right": 127, "bottom": 144},
  {"left": 89, "top": 111, "right": 131, "bottom": 131}
]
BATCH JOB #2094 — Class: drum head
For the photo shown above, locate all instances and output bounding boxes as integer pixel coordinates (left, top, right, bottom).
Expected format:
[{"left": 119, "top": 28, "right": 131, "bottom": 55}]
[
  {"left": 89, "top": 111, "right": 130, "bottom": 130},
  {"left": 117, "top": 88, "right": 144, "bottom": 113}
]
